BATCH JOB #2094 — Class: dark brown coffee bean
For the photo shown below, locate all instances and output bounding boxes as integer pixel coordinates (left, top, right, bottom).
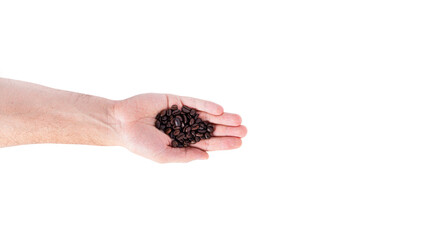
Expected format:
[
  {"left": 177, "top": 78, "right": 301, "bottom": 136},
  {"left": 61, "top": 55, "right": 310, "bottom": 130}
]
[
  {"left": 205, "top": 132, "right": 211, "bottom": 139},
  {"left": 173, "top": 129, "right": 180, "bottom": 135},
  {"left": 172, "top": 109, "right": 180, "bottom": 115},
  {"left": 178, "top": 143, "right": 184, "bottom": 148},
  {"left": 161, "top": 116, "right": 167, "bottom": 121},
  {"left": 195, "top": 118, "right": 202, "bottom": 124},
  {"left": 195, "top": 136, "right": 201, "bottom": 142},
  {"left": 190, "top": 109, "right": 196, "bottom": 116},
  {"left": 191, "top": 131, "right": 196, "bottom": 136},
  {"left": 174, "top": 118, "right": 181, "bottom": 127},
  {"left": 172, "top": 125, "right": 180, "bottom": 130},
  {"left": 166, "top": 122, "right": 171, "bottom": 128},
  {"left": 155, "top": 120, "right": 160, "bottom": 128},
  {"left": 191, "top": 140, "right": 196, "bottom": 144},
  {"left": 184, "top": 126, "right": 191, "bottom": 133},
  {"left": 165, "top": 128, "right": 172, "bottom": 134},
  {"left": 182, "top": 105, "right": 191, "bottom": 113},
  {"left": 156, "top": 113, "right": 161, "bottom": 120},
  {"left": 207, "top": 126, "right": 214, "bottom": 133},
  {"left": 166, "top": 109, "right": 172, "bottom": 116},
  {"left": 160, "top": 125, "right": 165, "bottom": 130},
  {"left": 160, "top": 110, "right": 166, "bottom": 117},
  {"left": 183, "top": 114, "right": 188, "bottom": 124},
  {"left": 198, "top": 129, "right": 206, "bottom": 133},
  {"left": 176, "top": 115, "right": 182, "bottom": 122},
  {"left": 189, "top": 118, "right": 195, "bottom": 125},
  {"left": 195, "top": 132, "right": 204, "bottom": 137},
  {"left": 171, "top": 105, "right": 178, "bottom": 110},
  {"left": 194, "top": 113, "right": 199, "bottom": 119},
  {"left": 191, "top": 124, "right": 199, "bottom": 130},
  {"left": 172, "top": 140, "right": 178, "bottom": 148},
  {"left": 186, "top": 133, "right": 191, "bottom": 139}
]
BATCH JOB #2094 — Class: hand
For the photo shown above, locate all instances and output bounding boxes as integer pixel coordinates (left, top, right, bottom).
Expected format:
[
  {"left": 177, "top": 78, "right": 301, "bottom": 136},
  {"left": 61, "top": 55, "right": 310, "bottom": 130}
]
[{"left": 111, "top": 93, "right": 247, "bottom": 163}]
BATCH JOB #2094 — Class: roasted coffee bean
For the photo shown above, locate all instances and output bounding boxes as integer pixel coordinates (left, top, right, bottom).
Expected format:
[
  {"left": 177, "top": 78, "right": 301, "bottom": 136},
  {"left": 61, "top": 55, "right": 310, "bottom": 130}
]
[
  {"left": 155, "top": 120, "right": 161, "bottom": 128},
  {"left": 195, "top": 132, "right": 204, "bottom": 137},
  {"left": 182, "top": 105, "right": 191, "bottom": 113},
  {"left": 191, "top": 124, "right": 199, "bottom": 130},
  {"left": 189, "top": 118, "right": 195, "bottom": 125},
  {"left": 171, "top": 105, "right": 178, "bottom": 110},
  {"left": 160, "top": 125, "right": 166, "bottom": 130},
  {"left": 195, "top": 118, "right": 202, "bottom": 124},
  {"left": 198, "top": 129, "right": 206, "bottom": 133},
  {"left": 165, "top": 128, "right": 172, "bottom": 135},
  {"left": 166, "top": 122, "right": 171, "bottom": 128},
  {"left": 205, "top": 132, "right": 211, "bottom": 139},
  {"left": 167, "top": 109, "right": 172, "bottom": 116},
  {"left": 161, "top": 116, "right": 167, "bottom": 121},
  {"left": 195, "top": 136, "right": 201, "bottom": 142},
  {"left": 207, "top": 126, "right": 214, "bottom": 133},
  {"left": 191, "top": 130, "right": 196, "bottom": 136},
  {"left": 186, "top": 133, "right": 192, "bottom": 139},
  {"left": 173, "top": 129, "right": 180, "bottom": 136},
  {"left": 174, "top": 118, "right": 181, "bottom": 127},
  {"left": 172, "top": 109, "right": 180, "bottom": 115},
  {"left": 184, "top": 126, "right": 191, "bottom": 133},
  {"left": 183, "top": 115, "right": 188, "bottom": 124},
  {"left": 190, "top": 109, "right": 196, "bottom": 116},
  {"left": 160, "top": 110, "right": 166, "bottom": 117},
  {"left": 172, "top": 140, "right": 179, "bottom": 148},
  {"left": 156, "top": 113, "right": 161, "bottom": 120},
  {"left": 176, "top": 115, "right": 182, "bottom": 122},
  {"left": 194, "top": 113, "right": 199, "bottom": 119}
]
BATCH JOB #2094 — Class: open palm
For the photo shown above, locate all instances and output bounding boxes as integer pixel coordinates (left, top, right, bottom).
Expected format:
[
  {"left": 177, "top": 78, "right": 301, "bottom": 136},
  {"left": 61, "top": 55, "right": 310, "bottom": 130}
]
[{"left": 112, "top": 93, "right": 246, "bottom": 163}]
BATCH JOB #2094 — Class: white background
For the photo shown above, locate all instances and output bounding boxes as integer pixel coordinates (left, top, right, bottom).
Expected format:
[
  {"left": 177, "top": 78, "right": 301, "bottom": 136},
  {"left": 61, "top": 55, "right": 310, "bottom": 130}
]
[{"left": 0, "top": 0, "right": 425, "bottom": 239}]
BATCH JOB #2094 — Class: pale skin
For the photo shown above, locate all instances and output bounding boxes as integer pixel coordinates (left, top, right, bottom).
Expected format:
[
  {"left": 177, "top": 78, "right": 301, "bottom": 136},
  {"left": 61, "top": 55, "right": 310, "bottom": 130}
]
[{"left": 0, "top": 78, "right": 247, "bottom": 163}]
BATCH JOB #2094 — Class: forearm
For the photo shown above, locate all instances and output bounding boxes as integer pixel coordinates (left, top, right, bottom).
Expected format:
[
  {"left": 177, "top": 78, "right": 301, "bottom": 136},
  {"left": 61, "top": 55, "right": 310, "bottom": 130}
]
[{"left": 0, "top": 78, "right": 118, "bottom": 147}]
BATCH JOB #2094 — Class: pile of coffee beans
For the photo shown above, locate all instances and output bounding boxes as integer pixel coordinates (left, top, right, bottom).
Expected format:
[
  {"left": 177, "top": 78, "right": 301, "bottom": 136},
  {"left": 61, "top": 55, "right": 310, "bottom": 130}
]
[{"left": 155, "top": 105, "right": 215, "bottom": 148}]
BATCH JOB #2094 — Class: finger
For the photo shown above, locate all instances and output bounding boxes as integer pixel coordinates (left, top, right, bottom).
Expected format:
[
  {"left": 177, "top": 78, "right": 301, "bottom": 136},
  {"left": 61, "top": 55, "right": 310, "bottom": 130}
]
[
  {"left": 212, "top": 125, "right": 248, "bottom": 138},
  {"left": 179, "top": 96, "right": 224, "bottom": 115},
  {"left": 198, "top": 112, "right": 242, "bottom": 126},
  {"left": 157, "top": 147, "right": 209, "bottom": 163},
  {"left": 192, "top": 137, "right": 242, "bottom": 151}
]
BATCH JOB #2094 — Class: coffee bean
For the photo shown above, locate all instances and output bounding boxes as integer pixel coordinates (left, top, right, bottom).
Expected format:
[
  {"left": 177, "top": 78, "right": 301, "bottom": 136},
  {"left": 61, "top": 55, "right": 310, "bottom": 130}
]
[
  {"left": 167, "top": 109, "right": 172, "bottom": 116},
  {"left": 195, "top": 132, "right": 204, "bottom": 137},
  {"left": 191, "top": 124, "right": 199, "bottom": 130},
  {"left": 165, "top": 128, "right": 172, "bottom": 135},
  {"left": 190, "top": 109, "right": 196, "bottom": 116},
  {"left": 183, "top": 115, "right": 188, "bottom": 124},
  {"left": 160, "top": 110, "right": 166, "bottom": 117},
  {"left": 198, "top": 129, "right": 206, "bottom": 133},
  {"left": 161, "top": 116, "right": 167, "bottom": 121},
  {"left": 205, "top": 132, "right": 211, "bottom": 139},
  {"left": 160, "top": 125, "right": 165, "bottom": 130},
  {"left": 207, "top": 126, "right": 214, "bottom": 133},
  {"left": 189, "top": 118, "right": 195, "bottom": 125},
  {"left": 195, "top": 118, "right": 202, "bottom": 124},
  {"left": 155, "top": 120, "right": 160, "bottom": 128},
  {"left": 174, "top": 118, "right": 181, "bottom": 127},
  {"left": 171, "top": 105, "right": 178, "bottom": 110},
  {"left": 195, "top": 136, "right": 201, "bottom": 142},
  {"left": 173, "top": 129, "right": 180, "bottom": 136},
  {"left": 172, "top": 140, "right": 178, "bottom": 148},
  {"left": 172, "top": 109, "right": 180, "bottom": 115},
  {"left": 182, "top": 105, "right": 191, "bottom": 113}
]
